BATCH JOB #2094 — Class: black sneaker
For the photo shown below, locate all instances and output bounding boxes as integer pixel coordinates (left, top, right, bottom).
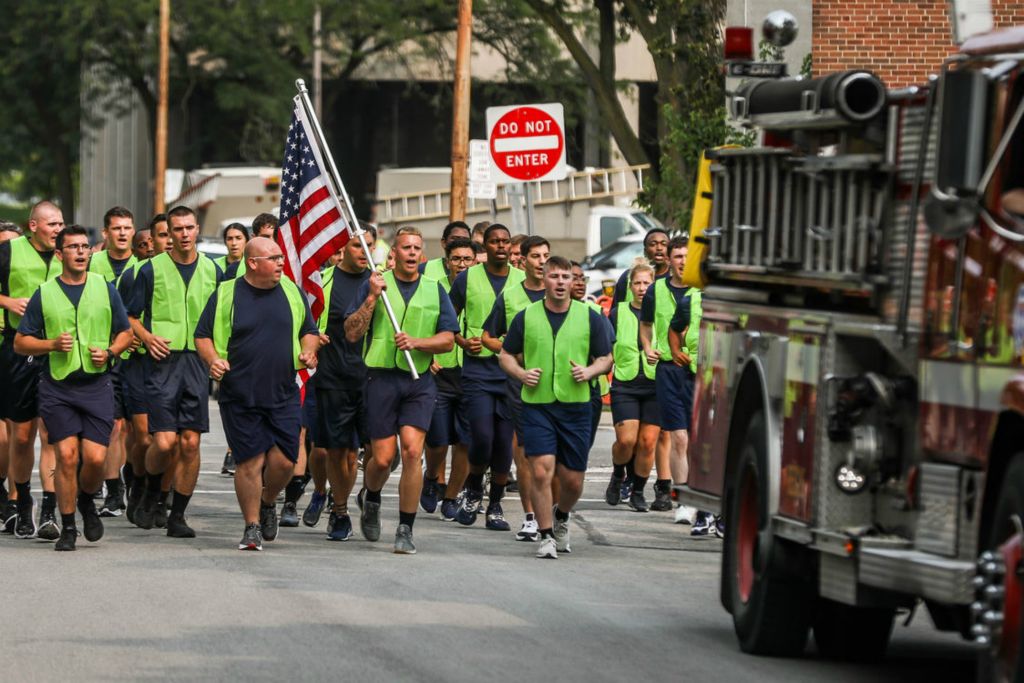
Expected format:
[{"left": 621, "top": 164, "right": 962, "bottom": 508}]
[
  {"left": 356, "top": 486, "right": 365, "bottom": 512},
  {"left": 628, "top": 490, "right": 650, "bottom": 513},
  {"left": 279, "top": 501, "right": 299, "bottom": 527},
  {"left": 55, "top": 526, "right": 77, "bottom": 551},
  {"left": 302, "top": 491, "right": 327, "bottom": 527},
  {"left": 221, "top": 451, "right": 235, "bottom": 476},
  {"left": 455, "top": 489, "right": 482, "bottom": 526},
  {"left": 154, "top": 500, "right": 168, "bottom": 529},
  {"left": 260, "top": 503, "right": 279, "bottom": 541},
  {"left": 166, "top": 512, "right": 196, "bottom": 538},
  {"left": 99, "top": 490, "right": 124, "bottom": 518},
  {"left": 14, "top": 502, "right": 36, "bottom": 539},
  {"left": 78, "top": 497, "right": 105, "bottom": 542},
  {"left": 37, "top": 507, "right": 60, "bottom": 541},
  {"left": 420, "top": 477, "right": 440, "bottom": 514},
  {"left": 135, "top": 491, "right": 157, "bottom": 529},
  {"left": 238, "top": 523, "right": 262, "bottom": 551},
  {"left": 125, "top": 485, "right": 143, "bottom": 524},
  {"left": 605, "top": 474, "right": 624, "bottom": 506},
  {"left": 0, "top": 500, "right": 16, "bottom": 533},
  {"left": 326, "top": 510, "right": 337, "bottom": 534},
  {"left": 650, "top": 482, "right": 673, "bottom": 511},
  {"left": 360, "top": 499, "right": 381, "bottom": 542},
  {"left": 506, "top": 477, "right": 519, "bottom": 494}
]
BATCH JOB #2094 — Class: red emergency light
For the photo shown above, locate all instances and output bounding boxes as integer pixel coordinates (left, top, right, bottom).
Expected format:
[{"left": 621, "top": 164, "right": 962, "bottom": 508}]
[{"left": 724, "top": 26, "right": 754, "bottom": 61}]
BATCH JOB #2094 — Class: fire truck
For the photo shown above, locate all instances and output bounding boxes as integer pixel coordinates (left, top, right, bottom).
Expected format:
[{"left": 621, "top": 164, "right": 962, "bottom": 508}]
[{"left": 677, "top": 7, "right": 1024, "bottom": 678}]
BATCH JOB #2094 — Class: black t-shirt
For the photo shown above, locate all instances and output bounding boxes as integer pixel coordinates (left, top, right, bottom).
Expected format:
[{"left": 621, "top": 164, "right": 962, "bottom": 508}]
[
  {"left": 17, "top": 278, "right": 131, "bottom": 382},
  {"left": 194, "top": 278, "right": 318, "bottom": 408},
  {"left": 126, "top": 256, "right": 224, "bottom": 328},
  {"left": 449, "top": 266, "right": 514, "bottom": 384},
  {"left": 609, "top": 303, "right": 656, "bottom": 393},
  {"left": 318, "top": 266, "right": 371, "bottom": 386}
]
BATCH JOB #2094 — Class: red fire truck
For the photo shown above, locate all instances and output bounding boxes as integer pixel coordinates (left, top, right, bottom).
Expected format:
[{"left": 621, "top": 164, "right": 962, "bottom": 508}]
[{"left": 679, "top": 9, "right": 1024, "bottom": 679}]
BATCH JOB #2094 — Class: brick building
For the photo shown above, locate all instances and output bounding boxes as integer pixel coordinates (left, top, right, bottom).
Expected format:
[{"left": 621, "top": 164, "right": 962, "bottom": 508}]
[{"left": 812, "top": 1, "right": 1024, "bottom": 87}]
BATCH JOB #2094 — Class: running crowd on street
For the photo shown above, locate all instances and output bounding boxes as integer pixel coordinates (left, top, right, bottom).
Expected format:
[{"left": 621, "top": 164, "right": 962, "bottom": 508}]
[{"left": 0, "top": 200, "right": 717, "bottom": 556}]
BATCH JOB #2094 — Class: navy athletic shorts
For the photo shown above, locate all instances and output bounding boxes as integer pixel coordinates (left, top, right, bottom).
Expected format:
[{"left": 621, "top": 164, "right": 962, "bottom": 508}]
[
  {"left": 655, "top": 362, "right": 695, "bottom": 431},
  {"left": 121, "top": 354, "right": 149, "bottom": 417},
  {"left": 505, "top": 378, "right": 525, "bottom": 441},
  {"left": 38, "top": 374, "right": 115, "bottom": 446},
  {"left": 220, "top": 399, "right": 301, "bottom": 464},
  {"left": 520, "top": 401, "right": 592, "bottom": 472},
  {"left": 144, "top": 352, "right": 210, "bottom": 434},
  {"left": 364, "top": 369, "right": 437, "bottom": 440},
  {"left": 0, "top": 336, "right": 42, "bottom": 423},
  {"left": 315, "top": 386, "right": 367, "bottom": 451},
  {"left": 610, "top": 386, "right": 661, "bottom": 425},
  {"left": 426, "top": 386, "right": 470, "bottom": 448},
  {"left": 301, "top": 386, "right": 318, "bottom": 444},
  {"left": 111, "top": 364, "right": 126, "bottom": 420}
]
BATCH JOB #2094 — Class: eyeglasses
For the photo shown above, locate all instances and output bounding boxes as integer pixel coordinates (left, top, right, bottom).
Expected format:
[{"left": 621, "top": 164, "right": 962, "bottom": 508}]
[
  {"left": 62, "top": 244, "right": 91, "bottom": 252},
  {"left": 573, "top": 274, "right": 589, "bottom": 282},
  {"left": 448, "top": 256, "right": 475, "bottom": 264},
  {"left": 250, "top": 254, "right": 285, "bottom": 263}
]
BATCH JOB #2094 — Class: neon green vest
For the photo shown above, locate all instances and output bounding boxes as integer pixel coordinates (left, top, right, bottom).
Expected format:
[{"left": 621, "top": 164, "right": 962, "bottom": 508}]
[
  {"left": 212, "top": 277, "right": 306, "bottom": 370},
  {"left": 613, "top": 302, "right": 655, "bottom": 382},
  {"left": 503, "top": 282, "right": 537, "bottom": 330},
  {"left": 363, "top": 272, "right": 440, "bottom": 374},
  {"left": 39, "top": 273, "right": 113, "bottom": 381},
  {"left": 317, "top": 267, "right": 337, "bottom": 334},
  {"left": 89, "top": 251, "right": 137, "bottom": 284},
  {"left": 522, "top": 300, "right": 591, "bottom": 404},
  {"left": 464, "top": 264, "right": 524, "bottom": 358},
  {"left": 434, "top": 271, "right": 463, "bottom": 369},
  {"left": 654, "top": 280, "right": 701, "bottom": 373},
  {"left": 7, "top": 236, "right": 61, "bottom": 329},
  {"left": 682, "top": 289, "right": 702, "bottom": 373},
  {"left": 423, "top": 258, "right": 447, "bottom": 282},
  {"left": 149, "top": 252, "right": 219, "bottom": 352}
]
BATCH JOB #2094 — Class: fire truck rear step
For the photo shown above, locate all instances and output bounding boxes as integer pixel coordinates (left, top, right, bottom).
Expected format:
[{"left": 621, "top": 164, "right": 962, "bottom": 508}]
[{"left": 857, "top": 548, "right": 975, "bottom": 604}]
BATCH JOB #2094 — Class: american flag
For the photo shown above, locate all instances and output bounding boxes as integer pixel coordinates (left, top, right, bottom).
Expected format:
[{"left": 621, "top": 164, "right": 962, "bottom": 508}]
[
  {"left": 277, "top": 99, "right": 351, "bottom": 394},
  {"left": 277, "top": 100, "right": 351, "bottom": 321}
]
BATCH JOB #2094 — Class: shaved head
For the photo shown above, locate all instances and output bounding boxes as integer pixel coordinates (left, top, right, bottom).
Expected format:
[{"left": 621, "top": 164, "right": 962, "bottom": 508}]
[
  {"left": 244, "top": 236, "right": 279, "bottom": 260},
  {"left": 29, "top": 200, "right": 61, "bottom": 222}
]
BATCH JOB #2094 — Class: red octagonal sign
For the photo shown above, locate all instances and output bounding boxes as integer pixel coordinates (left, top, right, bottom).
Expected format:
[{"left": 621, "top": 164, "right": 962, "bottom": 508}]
[{"left": 487, "top": 104, "right": 566, "bottom": 183}]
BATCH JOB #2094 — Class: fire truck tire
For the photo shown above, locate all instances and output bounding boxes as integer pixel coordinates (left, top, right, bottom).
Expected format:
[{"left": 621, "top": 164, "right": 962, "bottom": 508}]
[
  {"left": 812, "top": 598, "right": 894, "bottom": 661},
  {"left": 724, "top": 412, "right": 813, "bottom": 655}
]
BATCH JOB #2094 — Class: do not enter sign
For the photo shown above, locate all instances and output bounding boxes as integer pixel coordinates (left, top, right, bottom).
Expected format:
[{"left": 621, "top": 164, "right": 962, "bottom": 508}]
[{"left": 486, "top": 103, "right": 567, "bottom": 184}]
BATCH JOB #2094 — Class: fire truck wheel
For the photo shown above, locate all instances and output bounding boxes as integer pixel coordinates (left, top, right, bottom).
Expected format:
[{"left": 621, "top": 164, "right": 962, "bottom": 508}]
[
  {"left": 812, "top": 598, "right": 894, "bottom": 661},
  {"left": 724, "top": 411, "right": 813, "bottom": 655}
]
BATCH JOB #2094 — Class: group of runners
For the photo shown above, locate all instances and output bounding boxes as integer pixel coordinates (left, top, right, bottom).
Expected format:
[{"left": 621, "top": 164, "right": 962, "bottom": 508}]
[{"left": 0, "top": 200, "right": 713, "bottom": 557}]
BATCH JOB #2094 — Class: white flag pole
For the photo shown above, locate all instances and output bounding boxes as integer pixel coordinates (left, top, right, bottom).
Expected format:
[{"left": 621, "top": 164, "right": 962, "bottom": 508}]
[{"left": 294, "top": 79, "right": 419, "bottom": 380}]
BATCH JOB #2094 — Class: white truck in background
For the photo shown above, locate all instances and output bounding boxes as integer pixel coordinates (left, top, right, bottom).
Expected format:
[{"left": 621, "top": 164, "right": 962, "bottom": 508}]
[
  {"left": 374, "top": 165, "right": 660, "bottom": 260},
  {"left": 167, "top": 164, "right": 281, "bottom": 238}
]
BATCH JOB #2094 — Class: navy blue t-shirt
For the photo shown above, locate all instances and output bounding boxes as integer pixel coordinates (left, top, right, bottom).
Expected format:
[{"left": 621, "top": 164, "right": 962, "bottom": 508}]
[
  {"left": 18, "top": 278, "right": 131, "bottom": 383},
  {"left": 126, "top": 255, "right": 224, "bottom": 329},
  {"left": 344, "top": 275, "right": 460, "bottom": 359},
  {"left": 449, "top": 266, "right": 516, "bottom": 384},
  {"left": 612, "top": 268, "right": 669, "bottom": 306},
  {"left": 609, "top": 303, "right": 656, "bottom": 393},
  {"left": 318, "top": 266, "right": 371, "bottom": 386},
  {"left": 194, "top": 278, "right": 318, "bottom": 408},
  {"left": 503, "top": 305, "right": 614, "bottom": 359},
  {"left": 483, "top": 284, "right": 545, "bottom": 338}
]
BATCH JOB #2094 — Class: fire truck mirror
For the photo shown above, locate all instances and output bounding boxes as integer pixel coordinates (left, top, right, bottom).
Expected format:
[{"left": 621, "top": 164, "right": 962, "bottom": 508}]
[
  {"left": 762, "top": 10, "right": 798, "bottom": 48},
  {"left": 936, "top": 69, "right": 990, "bottom": 197}
]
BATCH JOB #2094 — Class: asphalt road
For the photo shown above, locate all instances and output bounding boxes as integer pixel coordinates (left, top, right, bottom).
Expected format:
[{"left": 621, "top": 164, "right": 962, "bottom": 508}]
[{"left": 3, "top": 404, "right": 978, "bottom": 682}]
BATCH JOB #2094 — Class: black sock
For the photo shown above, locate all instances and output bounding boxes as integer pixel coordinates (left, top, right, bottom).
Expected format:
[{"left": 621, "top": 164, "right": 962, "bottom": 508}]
[
  {"left": 554, "top": 507, "right": 569, "bottom": 522},
  {"left": 656, "top": 478, "right": 671, "bottom": 492},
  {"left": 77, "top": 491, "right": 95, "bottom": 510},
  {"left": 442, "top": 497, "right": 454, "bottom": 505},
  {"left": 365, "top": 488, "right": 382, "bottom": 505},
  {"left": 105, "top": 478, "right": 121, "bottom": 497},
  {"left": 424, "top": 475, "right": 438, "bottom": 483},
  {"left": 466, "top": 472, "right": 484, "bottom": 493},
  {"left": 488, "top": 480, "right": 505, "bottom": 505},
  {"left": 627, "top": 455, "right": 636, "bottom": 478},
  {"left": 260, "top": 500, "right": 275, "bottom": 510},
  {"left": 171, "top": 492, "right": 191, "bottom": 516},
  {"left": 525, "top": 512, "right": 535, "bottom": 521},
  {"left": 147, "top": 473, "right": 163, "bottom": 495},
  {"left": 632, "top": 474, "right": 649, "bottom": 494},
  {"left": 15, "top": 481, "right": 31, "bottom": 511},
  {"left": 539, "top": 528, "right": 554, "bottom": 539},
  {"left": 399, "top": 510, "right": 416, "bottom": 528},
  {"left": 0, "top": 476, "right": 7, "bottom": 502},
  {"left": 613, "top": 463, "right": 627, "bottom": 478},
  {"left": 285, "top": 476, "right": 304, "bottom": 504},
  {"left": 41, "top": 491, "right": 56, "bottom": 512},
  {"left": 122, "top": 464, "right": 134, "bottom": 488},
  {"left": 61, "top": 512, "right": 76, "bottom": 529}
]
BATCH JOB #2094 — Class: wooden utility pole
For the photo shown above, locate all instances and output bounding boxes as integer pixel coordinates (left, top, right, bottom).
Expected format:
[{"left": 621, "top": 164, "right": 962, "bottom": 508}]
[
  {"left": 313, "top": 5, "right": 323, "bottom": 119},
  {"left": 448, "top": 0, "right": 472, "bottom": 222},
  {"left": 154, "top": 0, "right": 170, "bottom": 213}
]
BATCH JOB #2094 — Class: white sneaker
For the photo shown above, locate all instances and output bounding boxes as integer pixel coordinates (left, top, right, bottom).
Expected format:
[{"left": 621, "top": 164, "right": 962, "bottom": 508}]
[
  {"left": 516, "top": 517, "right": 539, "bottom": 542},
  {"left": 552, "top": 508, "right": 572, "bottom": 553},
  {"left": 674, "top": 504, "right": 696, "bottom": 525},
  {"left": 536, "top": 537, "right": 558, "bottom": 559}
]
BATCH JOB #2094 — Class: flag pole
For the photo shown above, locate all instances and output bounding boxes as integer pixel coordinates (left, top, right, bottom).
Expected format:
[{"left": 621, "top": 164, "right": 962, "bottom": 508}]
[{"left": 294, "top": 79, "right": 419, "bottom": 380}]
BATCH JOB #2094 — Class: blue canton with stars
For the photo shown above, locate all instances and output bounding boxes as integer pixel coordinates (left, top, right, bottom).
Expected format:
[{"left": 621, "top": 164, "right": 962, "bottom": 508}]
[{"left": 279, "top": 110, "right": 321, "bottom": 224}]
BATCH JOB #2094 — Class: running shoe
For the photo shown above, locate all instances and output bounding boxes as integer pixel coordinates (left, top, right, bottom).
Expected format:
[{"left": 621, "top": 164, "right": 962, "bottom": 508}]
[
  {"left": 239, "top": 523, "right": 263, "bottom": 551},
  {"left": 605, "top": 474, "right": 624, "bottom": 506},
  {"left": 78, "top": 498, "right": 104, "bottom": 542},
  {"left": 260, "top": 503, "right": 279, "bottom": 541},
  {"left": 393, "top": 523, "right": 416, "bottom": 554},
  {"left": 536, "top": 537, "right": 557, "bottom": 559},
  {"left": 552, "top": 508, "right": 571, "bottom": 554},
  {"left": 690, "top": 510, "right": 713, "bottom": 537},
  {"left": 0, "top": 500, "right": 17, "bottom": 533},
  {"left": 360, "top": 499, "right": 381, "bottom": 542},
  {"left": 628, "top": 490, "right": 650, "bottom": 513},
  {"left": 439, "top": 499, "right": 458, "bottom": 522},
  {"left": 455, "top": 489, "right": 482, "bottom": 526},
  {"left": 55, "top": 526, "right": 77, "bottom": 551},
  {"left": 302, "top": 491, "right": 327, "bottom": 528},
  {"left": 279, "top": 501, "right": 299, "bottom": 528},
  {"left": 356, "top": 486, "right": 365, "bottom": 512},
  {"left": 516, "top": 515, "right": 539, "bottom": 542},
  {"left": 327, "top": 513, "right": 353, "bottom": 541},
  {"left": 506, "top": 476, "right": 519, "bottom": 494},
  {"left": 485, "top": 503, "right": 510, "bottom": 531},
  {"left": 14, "top": 502, "right": 35, "bottom": 539},
  {"left": 674, "top": 504, "right": 696, "bottom": 525},
  {"left": 37, "top": 507, "right": 60, "bottom": 541},
  {"left": 100, "top": 489, "right": 124, "bottom": 518},
  {"left": 650, "top": 482, "right": 673, "bottom": 511},
  {"left": 134, "top": 492, "right": 157, "bottom": 529},
  {"left": 620, "top": 477, "right": 632, "bottom": 502},
  {"left": 166, "top": 512, "right": 196, "bottom": 538},
  {"left": 713, "top": 515, "right": 725, "bottom": 539},
  {"left": 125, "top": 485, "right": 143, "bottom": 524},
  {"left": 419, "top": 477, "right": 440, "bottom": 514},
  {"left": 221, "top": 452, "right": 235, "bottom": 476},
  {"left": 326, "top": 510, "right": 336, "bottom": 534},
  {"left": 154, "top": 500, "right": 168, "bottom": 529}
]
